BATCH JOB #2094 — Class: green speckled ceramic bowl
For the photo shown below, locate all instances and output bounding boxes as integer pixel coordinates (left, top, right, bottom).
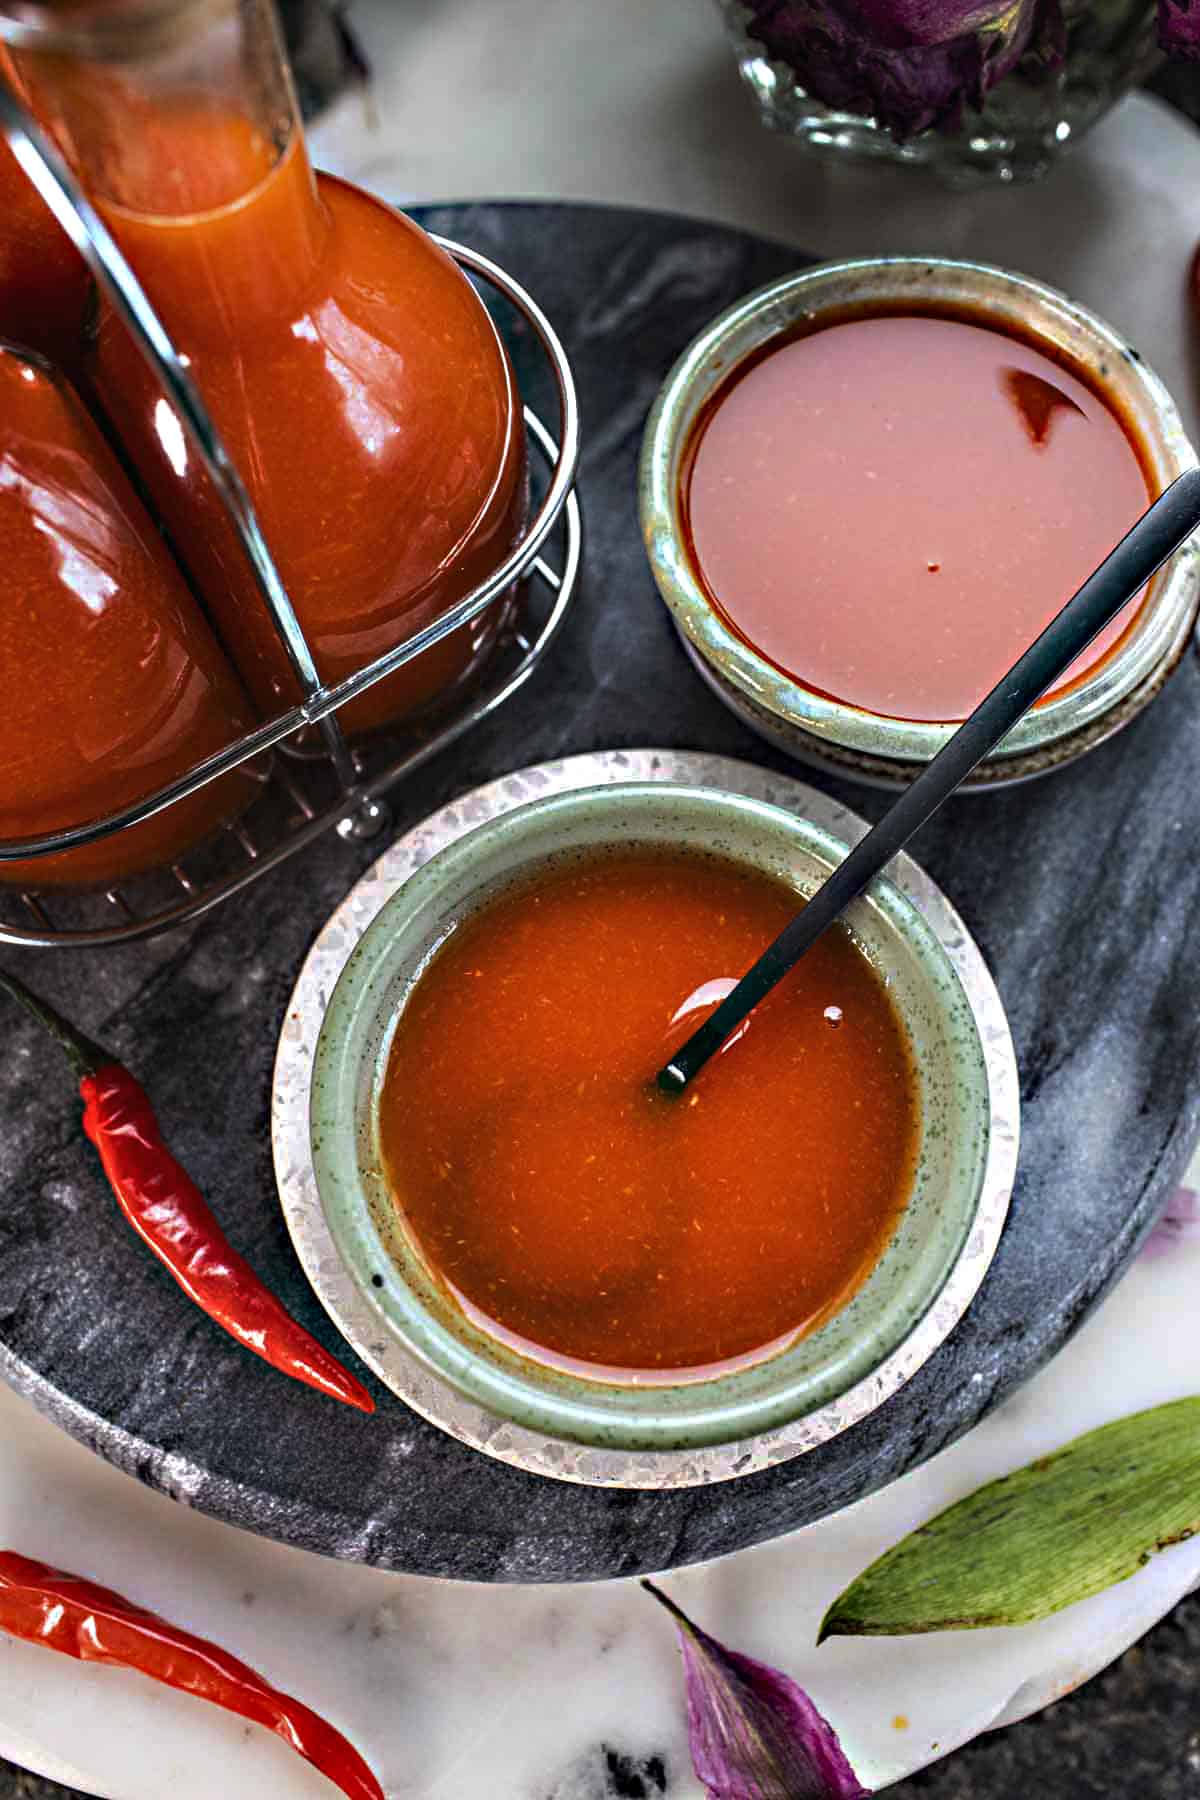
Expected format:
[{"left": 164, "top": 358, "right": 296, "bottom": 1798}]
[
  {"left": 310, "top": 782, "right": 992, "bottom": 1452},
  {"left": 640, "top": 257, "right": 1200, "bottom": 789}
]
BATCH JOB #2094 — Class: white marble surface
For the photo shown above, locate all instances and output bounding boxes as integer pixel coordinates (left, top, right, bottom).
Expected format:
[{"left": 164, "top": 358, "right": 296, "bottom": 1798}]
[
  {"left": 1, "top": 1214, "right": 1199, "bottom": 1799},
  {"left": 4, "top": 0, "right": 1200, "bottom": 1793}
]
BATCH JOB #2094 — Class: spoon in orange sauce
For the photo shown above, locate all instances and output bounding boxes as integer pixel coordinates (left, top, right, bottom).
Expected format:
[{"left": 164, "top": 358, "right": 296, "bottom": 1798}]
[{"left": 656, "top": 470, "right": 1200, "bottom": 1097}]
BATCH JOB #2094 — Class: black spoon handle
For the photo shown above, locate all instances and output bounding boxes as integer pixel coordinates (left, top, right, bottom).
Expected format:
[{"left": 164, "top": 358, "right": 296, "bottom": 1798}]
[{"left": 657, "top": 467, "right": 1200, "bottom": 1096}]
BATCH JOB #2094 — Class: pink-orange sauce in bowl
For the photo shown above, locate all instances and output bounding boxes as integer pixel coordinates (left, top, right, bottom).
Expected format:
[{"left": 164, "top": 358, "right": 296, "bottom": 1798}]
[
  {"left": 683, "top": 312, "right": 1151, "bottom": 724},
  {"left": 641, "top": 258, "right": 1200, "bottom": 785}
]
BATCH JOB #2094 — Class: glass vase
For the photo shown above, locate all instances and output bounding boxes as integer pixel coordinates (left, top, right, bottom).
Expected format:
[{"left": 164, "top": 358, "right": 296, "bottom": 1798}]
[{"left": 718, "top": 0, "right": 1163, "bottom": 184}]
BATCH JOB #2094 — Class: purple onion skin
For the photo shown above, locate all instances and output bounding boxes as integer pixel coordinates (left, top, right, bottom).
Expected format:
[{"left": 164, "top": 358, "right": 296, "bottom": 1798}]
[
  {"left": 1139, "top": 1186, "right": 1200, "bottom": 1260},
  {"left": 644, "top": 1581, "right": 869, "bottom": 1798}
]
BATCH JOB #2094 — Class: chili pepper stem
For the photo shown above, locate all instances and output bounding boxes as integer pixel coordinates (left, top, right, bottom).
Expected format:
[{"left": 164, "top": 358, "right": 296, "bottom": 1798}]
[{"left": 0, "top": 968, "right": 108, "bottom": 1079}]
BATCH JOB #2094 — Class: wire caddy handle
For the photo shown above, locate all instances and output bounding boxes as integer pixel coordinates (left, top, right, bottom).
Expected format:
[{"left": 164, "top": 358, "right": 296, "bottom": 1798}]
[{"left": 0, "top": 85, "right": 582, "bottom": 949}]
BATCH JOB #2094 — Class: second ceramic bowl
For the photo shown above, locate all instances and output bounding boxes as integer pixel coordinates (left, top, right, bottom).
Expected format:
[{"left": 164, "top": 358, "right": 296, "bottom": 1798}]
[
  {"left": 309, "top": 780, "right": 994, "bottom": 1453},
  {"left": 640, "top": 256, "right": 1200, "bottom": 788}
]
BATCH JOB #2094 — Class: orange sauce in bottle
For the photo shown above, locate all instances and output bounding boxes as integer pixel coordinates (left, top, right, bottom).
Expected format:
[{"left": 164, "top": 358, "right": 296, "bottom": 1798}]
[
  {"left": 0, "top": 53, "right": 89, "bottom": 364},
  {"left": 87, "top": 109, "right": 526, "bottom": 734},
  {"left": 379, "top": 848, "right": 919, "bottom": 1374},
  {"left": 0, "top": 346, "right": 256, "bottom": 888}
]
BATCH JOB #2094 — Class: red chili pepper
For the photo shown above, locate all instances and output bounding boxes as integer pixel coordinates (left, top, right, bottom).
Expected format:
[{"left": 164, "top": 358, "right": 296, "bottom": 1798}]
[
  {"left": 0, "top": 969, "right": 373, "bottom": 1413},
  {"left": 0, "top": 1550, "right": 385, "bottom": 1800}
]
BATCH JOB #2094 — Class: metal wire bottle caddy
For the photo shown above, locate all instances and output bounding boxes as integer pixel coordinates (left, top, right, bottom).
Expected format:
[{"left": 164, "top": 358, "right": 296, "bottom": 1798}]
[{"left": 0, "top": 88, "right": 582, "bottom": 950}]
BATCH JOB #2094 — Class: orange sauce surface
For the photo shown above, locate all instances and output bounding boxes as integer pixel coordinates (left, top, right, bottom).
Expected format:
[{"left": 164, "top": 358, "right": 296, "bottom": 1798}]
[
  {"left": 88, "top": 114, "right": 526, "bottom": 733},
  {"left": 0, "top": 348, "right": 256, "bottom": 887},
  {"left": 379, "top": 849, "right": 919, "bottom": 1373},
  {"left": 684, "top": 313, "right": 1152, "bottom": 724}
]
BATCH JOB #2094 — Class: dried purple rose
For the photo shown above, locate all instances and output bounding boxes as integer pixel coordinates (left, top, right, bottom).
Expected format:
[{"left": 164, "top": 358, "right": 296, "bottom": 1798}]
[
  {"left": 1160, "top": 0, "right": 1200, "bottom": 56},
  {"left": 738, "top": 0, "right": 1065, "bottom": 138},
  {"left": 643, "top": 1580, "right": 869, "bottom": 1798}
]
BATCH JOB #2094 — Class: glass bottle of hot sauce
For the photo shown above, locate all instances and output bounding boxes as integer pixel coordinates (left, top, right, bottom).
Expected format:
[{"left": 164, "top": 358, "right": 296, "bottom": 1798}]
[
  {"left": 3, "top": 0, "right": 528, "bottom": 737},
  {"left": 0, "top": 344, "right": 257, "bottom": 889}
]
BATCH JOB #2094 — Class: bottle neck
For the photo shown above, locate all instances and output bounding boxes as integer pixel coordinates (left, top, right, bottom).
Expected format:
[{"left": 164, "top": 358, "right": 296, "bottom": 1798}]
[
  {"left": 99, "top": 119, "right": 329, "bottom": 338},
  {"left": 3, "top": 0, "right": 327, "bottom": 335}
]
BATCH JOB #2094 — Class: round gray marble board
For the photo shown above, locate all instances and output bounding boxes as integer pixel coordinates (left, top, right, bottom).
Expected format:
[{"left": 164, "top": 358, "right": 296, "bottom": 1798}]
[{"left": 0, "top": 203, "right": 1197, "bottom": 1584}]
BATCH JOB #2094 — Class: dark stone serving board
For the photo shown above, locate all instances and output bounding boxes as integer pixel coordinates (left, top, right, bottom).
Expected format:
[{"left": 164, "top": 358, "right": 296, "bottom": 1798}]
[{"left": 1, "top": 202, "right": 1198, "bottom": 1583}]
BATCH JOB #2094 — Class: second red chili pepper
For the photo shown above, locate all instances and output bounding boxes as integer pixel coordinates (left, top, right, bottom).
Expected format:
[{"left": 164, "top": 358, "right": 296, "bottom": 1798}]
[
  {"left": 0, "top": 968, "right": 373, "bottom": 1413},
  {"left": 0, "top": 1549, "right": 385, "bottom": 1800}
]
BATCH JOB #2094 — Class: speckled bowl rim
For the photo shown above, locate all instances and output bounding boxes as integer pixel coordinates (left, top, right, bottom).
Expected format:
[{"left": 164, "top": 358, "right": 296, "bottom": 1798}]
[
  {"left": 678, "top": 608, "right": 1199, "bottom": 791},
  {"left": 272, "top": 750, "right": 1020, "bottom": 1489},
  {"left": 639, "top": 257, "right": 1200, "bottom": 769}
]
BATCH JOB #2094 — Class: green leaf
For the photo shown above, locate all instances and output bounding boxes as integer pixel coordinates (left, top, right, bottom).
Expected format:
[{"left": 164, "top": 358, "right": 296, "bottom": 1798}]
[{"left": 819, "top": 1397, "right": 1200, "bottom": 1640}]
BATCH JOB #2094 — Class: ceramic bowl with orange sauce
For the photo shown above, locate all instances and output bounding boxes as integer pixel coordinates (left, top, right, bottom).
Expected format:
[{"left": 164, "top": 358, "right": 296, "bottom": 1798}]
[
  {"left": 307, "top": 781, "right": 1014, "bottom": 1463},
  {"left": 640, "top": 258, "right": 1200, "bottom": 789}
]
